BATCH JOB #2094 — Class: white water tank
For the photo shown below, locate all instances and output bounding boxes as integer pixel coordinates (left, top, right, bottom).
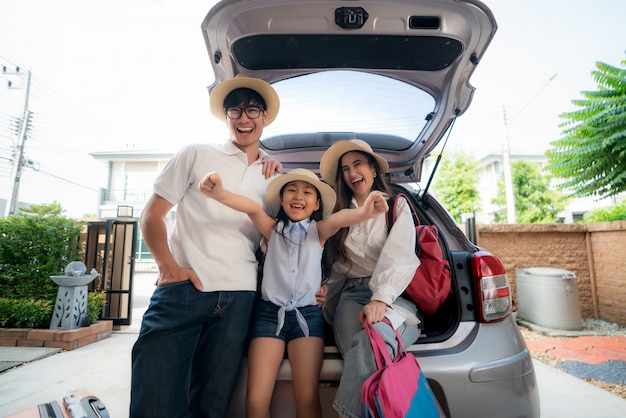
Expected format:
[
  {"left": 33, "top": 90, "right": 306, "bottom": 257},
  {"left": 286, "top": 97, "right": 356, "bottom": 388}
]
[{"left": 516, "top": 267, "right": 582, "bottom": 330}]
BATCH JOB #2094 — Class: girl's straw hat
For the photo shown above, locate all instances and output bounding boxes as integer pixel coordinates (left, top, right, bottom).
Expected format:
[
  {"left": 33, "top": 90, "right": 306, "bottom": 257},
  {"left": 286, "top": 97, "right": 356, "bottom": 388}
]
[
  {"left": 319, "top": 139, "right": 389, "bottom": 188},
  {"left": 265, "top": 169, "right": 336, "bottom": 218},
  {"left": 210, "top": 74, "right": 280, "bottom": 125}
]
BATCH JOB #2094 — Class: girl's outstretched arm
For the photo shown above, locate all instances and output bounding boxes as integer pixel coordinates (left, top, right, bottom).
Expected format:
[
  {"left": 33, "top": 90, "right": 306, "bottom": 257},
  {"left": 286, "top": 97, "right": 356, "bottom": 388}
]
[
  {"left": 198, "top": 172, "right": 275, "bottom": 240},
  {"left": 316, "top": 190, "right": 388, "bottom": 243}
]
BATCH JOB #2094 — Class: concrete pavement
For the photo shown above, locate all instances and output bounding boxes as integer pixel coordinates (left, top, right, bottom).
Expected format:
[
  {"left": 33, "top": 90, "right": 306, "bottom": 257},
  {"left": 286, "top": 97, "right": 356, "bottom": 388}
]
[
  {"left": 2, "top": 329, "right": 626, "bottom": 417},
  {"left": 1, "top": 274, "right": 626, "bottom": 417},
  {"left": 0, "top": 331, "right": 135, "bottom": 417},
  {"left": 0, "top": 273, "right": 152, "bottom": 418}
]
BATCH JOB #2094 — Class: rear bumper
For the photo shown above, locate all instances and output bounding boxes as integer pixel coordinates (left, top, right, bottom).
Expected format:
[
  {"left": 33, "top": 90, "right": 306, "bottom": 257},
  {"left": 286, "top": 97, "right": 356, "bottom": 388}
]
[{"left": 407, "top": 318, "right": 541, "bottom": 417}]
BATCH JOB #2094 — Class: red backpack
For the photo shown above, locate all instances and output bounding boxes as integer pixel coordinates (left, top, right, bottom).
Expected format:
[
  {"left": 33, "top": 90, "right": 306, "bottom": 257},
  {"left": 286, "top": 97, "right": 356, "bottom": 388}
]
[{"left": 386, "top": 193, "right": 451, "bottom": 314}]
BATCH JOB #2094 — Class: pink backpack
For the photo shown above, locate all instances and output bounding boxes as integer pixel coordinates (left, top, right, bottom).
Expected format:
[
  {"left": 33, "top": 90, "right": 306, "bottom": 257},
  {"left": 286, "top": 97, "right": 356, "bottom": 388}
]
[{"left": 361, "top": 320, "right": 440, "bottom": 417}]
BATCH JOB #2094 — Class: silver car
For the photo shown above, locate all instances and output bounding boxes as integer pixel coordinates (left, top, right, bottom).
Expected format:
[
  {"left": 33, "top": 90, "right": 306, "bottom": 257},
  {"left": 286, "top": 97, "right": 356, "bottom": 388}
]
[{"left": 202, "top": 0, "right": 540, "bottom": 416}]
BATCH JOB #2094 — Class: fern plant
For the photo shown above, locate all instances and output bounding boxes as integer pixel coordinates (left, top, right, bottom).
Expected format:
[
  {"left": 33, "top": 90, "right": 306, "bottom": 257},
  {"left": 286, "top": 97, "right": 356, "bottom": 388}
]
[{"left": 546, "top": 58, "right": 626, "bottom": 199}]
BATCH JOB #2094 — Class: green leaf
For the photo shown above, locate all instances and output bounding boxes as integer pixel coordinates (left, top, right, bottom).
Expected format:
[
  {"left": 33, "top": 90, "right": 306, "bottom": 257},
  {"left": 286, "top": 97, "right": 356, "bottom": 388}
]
[{"left": 546, "top": 57, "right": 626, "bottom": 199}]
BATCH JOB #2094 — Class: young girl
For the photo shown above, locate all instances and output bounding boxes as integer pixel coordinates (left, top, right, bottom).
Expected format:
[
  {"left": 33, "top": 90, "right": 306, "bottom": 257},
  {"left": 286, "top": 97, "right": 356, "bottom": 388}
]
[{"left": 198, "top": 168, "right": 388, "bottom": 418}]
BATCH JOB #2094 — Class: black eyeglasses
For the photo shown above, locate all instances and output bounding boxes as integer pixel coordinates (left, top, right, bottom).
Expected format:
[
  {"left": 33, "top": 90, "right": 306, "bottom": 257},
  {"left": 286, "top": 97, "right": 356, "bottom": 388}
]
[{"left": 225, "top": 106, "right": 264, "bottom": 119}]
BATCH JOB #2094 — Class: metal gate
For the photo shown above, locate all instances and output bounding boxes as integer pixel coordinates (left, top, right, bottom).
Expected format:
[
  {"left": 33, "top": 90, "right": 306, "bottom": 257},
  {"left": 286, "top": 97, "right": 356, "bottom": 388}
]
[{"left": 82, "top": 219, "right": 137, "bottom": 326}]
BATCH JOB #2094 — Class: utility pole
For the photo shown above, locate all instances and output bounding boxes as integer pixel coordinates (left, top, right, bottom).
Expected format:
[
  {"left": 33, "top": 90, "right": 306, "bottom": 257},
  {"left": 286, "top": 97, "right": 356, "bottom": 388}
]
[
  {"left": 501, "top": 106, "right": 516, "bottom": 224},
  {"left": 500, "top": 73, "right": 558, "bottom": 224},
  {"left": 3, "top": 66, "right": 32, "bottom": 216}
]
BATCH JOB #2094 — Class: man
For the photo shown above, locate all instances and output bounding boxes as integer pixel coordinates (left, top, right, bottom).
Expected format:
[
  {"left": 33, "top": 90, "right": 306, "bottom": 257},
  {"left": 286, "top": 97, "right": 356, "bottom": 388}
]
[{"left": 130, "top": 74, "right": 281, "bottom": 418}]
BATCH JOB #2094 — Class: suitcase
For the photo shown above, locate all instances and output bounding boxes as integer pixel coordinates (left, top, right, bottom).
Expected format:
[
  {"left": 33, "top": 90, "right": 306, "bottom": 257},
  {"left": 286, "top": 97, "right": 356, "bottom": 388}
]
[{"left": 5, "top": 394, "right": 109, "bottom": 418}]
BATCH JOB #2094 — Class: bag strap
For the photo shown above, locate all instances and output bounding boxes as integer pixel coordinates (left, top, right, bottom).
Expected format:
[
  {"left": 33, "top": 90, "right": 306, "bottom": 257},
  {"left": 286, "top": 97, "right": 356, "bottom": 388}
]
[
  {"left": 364, "top": 321, "right": 390, "bottom": 369},
  {"left": 385, "top": 193, "right": 420, "bottom": 251},
  {"left": 363, "top": 320, "right": 408, "bottom": 370},
  {"left": 415, "top": 225, "right": 427, "bottom": 258}
]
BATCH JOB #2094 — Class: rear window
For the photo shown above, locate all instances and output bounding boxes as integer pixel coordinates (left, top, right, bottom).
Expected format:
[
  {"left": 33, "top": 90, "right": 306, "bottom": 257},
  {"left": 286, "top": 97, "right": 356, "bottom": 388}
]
[{"left": 261, "top": 70, "right": 435, "bottom": 149}]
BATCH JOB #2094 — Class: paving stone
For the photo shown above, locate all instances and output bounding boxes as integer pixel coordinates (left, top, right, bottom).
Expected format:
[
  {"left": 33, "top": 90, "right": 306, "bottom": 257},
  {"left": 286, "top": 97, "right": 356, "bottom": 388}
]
[
  {"left": 558, "top": 360, "right": 626, "bottom": 385},
  {"left": 0, "top": 347, "right": 61, "bottom": 373}
]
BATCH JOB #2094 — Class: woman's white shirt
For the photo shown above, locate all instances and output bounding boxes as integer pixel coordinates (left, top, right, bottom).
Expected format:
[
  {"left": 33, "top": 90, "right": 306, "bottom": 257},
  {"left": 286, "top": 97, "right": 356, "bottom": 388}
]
[{"left": 324, "top": 195, "right": 420, "bottom": 323}]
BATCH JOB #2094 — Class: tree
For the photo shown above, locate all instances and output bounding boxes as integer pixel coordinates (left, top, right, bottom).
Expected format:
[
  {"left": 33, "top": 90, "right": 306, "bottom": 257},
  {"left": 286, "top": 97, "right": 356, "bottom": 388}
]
[
  {"left": 431, "top": 151, "right": 481, "bottom": 222},
  {"left": 545, "top": 58, "right": 626, "bottom": 199},
  {"left": 493, "top": 160, "right": 568, "bottom": 223}
]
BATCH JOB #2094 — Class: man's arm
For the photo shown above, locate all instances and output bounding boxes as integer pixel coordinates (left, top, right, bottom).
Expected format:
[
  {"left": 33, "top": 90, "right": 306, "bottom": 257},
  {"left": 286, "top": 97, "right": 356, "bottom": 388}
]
[{"left": 140, "top": 194, "right": 203, "bottom": 290}]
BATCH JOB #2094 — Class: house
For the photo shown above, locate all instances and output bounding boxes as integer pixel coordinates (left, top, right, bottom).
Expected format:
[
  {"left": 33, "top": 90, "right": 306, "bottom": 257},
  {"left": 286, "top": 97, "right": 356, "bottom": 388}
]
[
  {"left": 90, "top": 149, "right": 176, "bottom": 272},
  {"left": 476, "top": 153, "right": 549, "bottom": 224},
  {"left": 90, "top": 149, "right": 175, "bottom": 217}
]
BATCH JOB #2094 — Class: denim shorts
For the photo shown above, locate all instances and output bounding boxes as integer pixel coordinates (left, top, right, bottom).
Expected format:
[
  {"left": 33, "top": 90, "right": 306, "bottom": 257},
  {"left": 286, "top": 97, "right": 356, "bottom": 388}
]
[{"left": 249, "top": 299, "right": 325, "bottom": 342}]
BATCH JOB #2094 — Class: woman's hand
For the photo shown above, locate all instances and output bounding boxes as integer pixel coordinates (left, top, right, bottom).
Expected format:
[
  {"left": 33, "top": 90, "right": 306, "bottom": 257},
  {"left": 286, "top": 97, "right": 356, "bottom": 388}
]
[
  {"left": 316, "top": 284, "right": 328, "bottom": 307},
  {"left": 359, "top": 300, "right": 387, "bottom": 324}
]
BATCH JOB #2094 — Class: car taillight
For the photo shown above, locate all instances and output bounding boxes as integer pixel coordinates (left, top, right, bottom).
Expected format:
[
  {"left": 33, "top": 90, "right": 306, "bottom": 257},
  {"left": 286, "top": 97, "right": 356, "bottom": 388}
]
[{"left": 472, "top": 250, "right": 512, "bottom": 322}]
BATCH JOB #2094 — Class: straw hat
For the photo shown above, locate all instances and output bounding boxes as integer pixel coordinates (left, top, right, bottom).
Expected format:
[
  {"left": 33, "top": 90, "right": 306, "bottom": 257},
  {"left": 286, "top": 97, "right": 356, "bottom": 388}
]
[
  {"left": 319, "top": 139, "right": 389, "bottom": 188},
  {"left": 210, "top": 74, "right": 280, "bottom": 125},
  {"left": 265, "top": 169, "right": 336, "bottom": 219}
]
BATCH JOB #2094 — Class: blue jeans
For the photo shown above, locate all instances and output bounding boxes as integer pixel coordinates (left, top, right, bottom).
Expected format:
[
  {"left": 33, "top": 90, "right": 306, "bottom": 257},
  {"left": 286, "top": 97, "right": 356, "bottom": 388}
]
[
  {"left": 130, "top": 281, "right": 255, "bottom": 418},
  {"left": 332, "top": 278, "right": 421, "bottom": 418}
]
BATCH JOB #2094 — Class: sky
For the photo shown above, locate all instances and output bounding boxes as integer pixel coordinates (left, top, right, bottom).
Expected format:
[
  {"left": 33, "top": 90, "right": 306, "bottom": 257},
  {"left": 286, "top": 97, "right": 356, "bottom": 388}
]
[{"left": 0, "top": 0, "right": 625, "bottom": 217}]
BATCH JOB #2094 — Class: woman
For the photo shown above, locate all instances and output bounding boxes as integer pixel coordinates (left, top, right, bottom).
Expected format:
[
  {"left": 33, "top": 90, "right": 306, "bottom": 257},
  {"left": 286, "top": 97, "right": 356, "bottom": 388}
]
[{"left": 320, "top": 139, "right": 422, "bottom": 418}]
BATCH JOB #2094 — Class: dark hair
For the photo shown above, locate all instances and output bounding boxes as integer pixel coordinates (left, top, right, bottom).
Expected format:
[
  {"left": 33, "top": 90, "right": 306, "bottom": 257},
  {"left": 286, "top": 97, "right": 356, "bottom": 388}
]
[
  {"left": 322, "top": 150, "right": 392, "bottom": 279},
  {"left": 223, "top": 88, "right": 266, "bottom": 110}
]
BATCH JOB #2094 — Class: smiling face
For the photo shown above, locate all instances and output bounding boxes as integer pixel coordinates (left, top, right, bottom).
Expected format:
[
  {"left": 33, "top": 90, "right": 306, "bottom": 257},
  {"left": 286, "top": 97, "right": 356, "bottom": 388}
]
[
  {"left": 226, "top": 104, "right": 267, "bottom": 151},
  {"left": 223, "top": 88, "right": 268, "bottom": 152},
  {"left": 280, "top": 180, "right": 321, "bottom": 222},
  {"left": 340, "top": 151, "right": 377, "bottom": 205}
]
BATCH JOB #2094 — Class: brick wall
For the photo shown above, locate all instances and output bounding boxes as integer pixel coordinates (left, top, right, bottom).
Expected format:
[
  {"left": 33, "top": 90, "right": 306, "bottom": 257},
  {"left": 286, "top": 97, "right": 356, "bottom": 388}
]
[
  {"left": 477, "top": 221, "right": 626, "bottom": 326},
  {"left": 586, "top": 222, "right": 626, "bottom": 324},
  {"left": 0, "top": 321, "right": 112, "bottom": 351}
]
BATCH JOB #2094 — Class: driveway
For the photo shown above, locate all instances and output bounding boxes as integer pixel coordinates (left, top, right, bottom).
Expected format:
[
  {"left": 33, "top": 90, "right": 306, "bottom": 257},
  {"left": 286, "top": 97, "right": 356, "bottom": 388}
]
[{"left": 1, "top": 273, "right": 625, "bottom": 417}]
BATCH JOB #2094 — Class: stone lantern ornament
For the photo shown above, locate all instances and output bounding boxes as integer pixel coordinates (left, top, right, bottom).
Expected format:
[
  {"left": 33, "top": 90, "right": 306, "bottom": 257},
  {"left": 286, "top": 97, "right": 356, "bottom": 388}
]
[{"left": 49, "top": 261, "right": 100, "bottom": 330}]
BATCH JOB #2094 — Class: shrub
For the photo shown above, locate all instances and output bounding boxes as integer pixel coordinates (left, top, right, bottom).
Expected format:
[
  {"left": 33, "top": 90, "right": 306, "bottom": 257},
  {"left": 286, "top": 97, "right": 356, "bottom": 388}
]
[
  {"left": 583, "top": 199, "right": 626, "bottom": 223},
  {"left": 0, "top": 213, "right": 83, "bottom": 300},
  {"left": 0, "top": 291, "right": 105, "bottom": 329},
  {"left": 0, "top": 298, "right": 53, "bottom": 329},
  {"left": 87, "top": 291, "right": 106, "bottom": 324},
  {"left": 0, "top": 207, "right": 105, "bottom": 329}
]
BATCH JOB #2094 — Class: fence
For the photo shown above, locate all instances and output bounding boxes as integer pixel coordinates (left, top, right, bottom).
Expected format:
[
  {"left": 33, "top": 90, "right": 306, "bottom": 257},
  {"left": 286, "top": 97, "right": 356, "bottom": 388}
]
[{"left": 476, "top": 220, "right": 626, "bottom": 326}]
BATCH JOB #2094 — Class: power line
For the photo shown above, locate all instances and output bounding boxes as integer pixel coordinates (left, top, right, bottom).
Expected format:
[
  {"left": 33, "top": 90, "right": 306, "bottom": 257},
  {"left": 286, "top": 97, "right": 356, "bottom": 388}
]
[
  {"left": 29, "top": 76, "right": 94, "bottom": 125},
  {"left": 35, "top": 168, "right": 100, "bottom": 192}
]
